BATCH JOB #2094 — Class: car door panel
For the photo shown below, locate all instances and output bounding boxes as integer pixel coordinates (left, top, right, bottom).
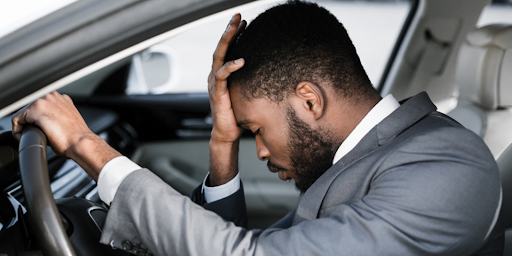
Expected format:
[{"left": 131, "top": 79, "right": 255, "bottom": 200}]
[{"left": 131, "top": 139, "right": 299, "bottom": 229}]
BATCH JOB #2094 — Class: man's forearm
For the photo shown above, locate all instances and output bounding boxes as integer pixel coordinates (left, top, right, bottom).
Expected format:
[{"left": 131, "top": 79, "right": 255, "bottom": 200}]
[
  {"left": 209, "top": 139, "right": 240, "bottom": 186},
  {"left": 69, "top": 134, "right": 121, "bottom": 182}
]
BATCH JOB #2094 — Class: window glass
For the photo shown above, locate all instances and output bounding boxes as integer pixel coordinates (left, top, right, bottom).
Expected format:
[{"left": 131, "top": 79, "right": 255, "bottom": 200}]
[{"left": 126, "top": 0, "right": 412, "bottom": 95}]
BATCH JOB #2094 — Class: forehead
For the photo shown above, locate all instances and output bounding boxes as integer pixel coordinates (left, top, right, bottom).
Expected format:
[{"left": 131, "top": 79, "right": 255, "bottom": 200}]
[{"left": 230, "top": 86, "right": 285, "bottom": 126}]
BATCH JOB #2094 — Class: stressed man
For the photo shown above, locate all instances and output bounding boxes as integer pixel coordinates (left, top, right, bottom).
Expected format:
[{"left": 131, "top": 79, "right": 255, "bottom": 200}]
[{"left": 12, "top": 1, "right": 503, "bottom": 255}]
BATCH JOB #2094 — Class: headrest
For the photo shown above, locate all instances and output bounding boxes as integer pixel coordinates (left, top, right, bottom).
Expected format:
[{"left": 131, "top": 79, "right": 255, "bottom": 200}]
[{"left": 456, "top": 24, "right": 512, "bottom": 110}]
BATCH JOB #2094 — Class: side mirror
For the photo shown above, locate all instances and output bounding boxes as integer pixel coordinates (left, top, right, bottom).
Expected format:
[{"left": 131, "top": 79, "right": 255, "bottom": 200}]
[{"left": 126, "top": 45, "right": 179, "bottom": 95}]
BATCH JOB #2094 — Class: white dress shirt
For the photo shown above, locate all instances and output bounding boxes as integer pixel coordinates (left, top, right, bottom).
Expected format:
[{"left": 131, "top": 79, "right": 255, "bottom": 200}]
[
  {"left": 97, "top": 95, "right": 400, "bottom": 205},
  {"left": 331, "top": 94, "right": 400, "bottom": 164}
]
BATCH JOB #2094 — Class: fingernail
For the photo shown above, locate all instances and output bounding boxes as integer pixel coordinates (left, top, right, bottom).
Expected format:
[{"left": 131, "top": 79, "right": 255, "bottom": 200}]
[{"left": 234, "top": 58, "right": 243, "bottom": 64}]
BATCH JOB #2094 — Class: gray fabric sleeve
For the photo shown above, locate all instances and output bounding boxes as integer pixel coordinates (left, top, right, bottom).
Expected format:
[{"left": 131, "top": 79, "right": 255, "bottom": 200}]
[
  {"left": 100, "top": 169, "right": 258, "bottom": 255},
  {"left": 190, "top": 181, "right": 248, "bottom": 228}
]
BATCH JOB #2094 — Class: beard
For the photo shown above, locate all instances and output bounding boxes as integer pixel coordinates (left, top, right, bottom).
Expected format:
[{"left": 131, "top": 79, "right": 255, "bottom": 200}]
[{"left": 271, "top": 108, "right": 338, "bottom": 193}]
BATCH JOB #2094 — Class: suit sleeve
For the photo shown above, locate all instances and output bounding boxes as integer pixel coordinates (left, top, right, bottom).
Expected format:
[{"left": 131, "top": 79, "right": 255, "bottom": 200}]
[{"left": 190, "top": 182, "right": 248, "bottom": 228}]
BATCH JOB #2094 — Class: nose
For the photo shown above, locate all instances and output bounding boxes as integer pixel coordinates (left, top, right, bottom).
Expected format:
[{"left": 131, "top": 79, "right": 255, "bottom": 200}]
[{"left": 255, "top": 135, "right": 270, "bottom": 161}]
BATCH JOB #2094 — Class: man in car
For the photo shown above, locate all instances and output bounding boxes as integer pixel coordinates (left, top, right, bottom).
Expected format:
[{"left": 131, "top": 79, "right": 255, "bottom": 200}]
[{"left": 12, "top": 1, "right": 503, "bottom": 255}]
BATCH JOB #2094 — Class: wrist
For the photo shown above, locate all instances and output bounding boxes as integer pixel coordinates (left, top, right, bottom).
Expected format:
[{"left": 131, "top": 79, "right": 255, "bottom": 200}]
[
  {"left": 209, "top": 135, "right": 240, "bottom": 146},
  {"left": 209, "top": 137, "right": 240, "bottom": 158},
  {"left": 66, "top": 132, "right": 98, "bottom": 156},
  {"left": 68, "top": 134, "right": 121, "bottom": 181},
  {"left": 210, "top": 128, "right": 242, "bottom": 144},
  {"left": 209, "top": 138, "right": 240, "bottom": 186}
]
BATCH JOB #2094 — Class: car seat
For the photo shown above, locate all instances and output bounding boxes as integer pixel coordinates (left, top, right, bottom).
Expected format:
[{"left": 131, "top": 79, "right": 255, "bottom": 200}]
[
  {"left": 448, "top": 24, "right": 512, "bottom": 255},
  {"left": 448, "top": 24, "right": 512, "bottom": 158}
]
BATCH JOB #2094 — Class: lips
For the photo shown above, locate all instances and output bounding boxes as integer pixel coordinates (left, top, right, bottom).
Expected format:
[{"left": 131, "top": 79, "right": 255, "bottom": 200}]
[{"left": 267, "top": 161, "right": 288, "bottom": 181}]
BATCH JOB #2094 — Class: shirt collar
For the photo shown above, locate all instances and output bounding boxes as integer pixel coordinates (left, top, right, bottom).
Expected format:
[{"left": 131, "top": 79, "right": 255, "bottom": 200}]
[{"left": 332, "top": 94, "right": 400, "bottom": 164}]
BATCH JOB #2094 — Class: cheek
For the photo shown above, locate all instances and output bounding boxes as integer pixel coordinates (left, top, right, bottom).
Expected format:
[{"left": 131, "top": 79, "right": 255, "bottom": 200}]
[{"left": 261, "top": 128, "right": 291, "bottom": 162}]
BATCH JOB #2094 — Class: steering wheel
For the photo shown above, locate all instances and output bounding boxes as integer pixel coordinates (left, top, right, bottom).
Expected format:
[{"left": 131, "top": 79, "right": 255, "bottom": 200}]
[{"left": 19, "top": 125, "right": 77, "bottom": 256}]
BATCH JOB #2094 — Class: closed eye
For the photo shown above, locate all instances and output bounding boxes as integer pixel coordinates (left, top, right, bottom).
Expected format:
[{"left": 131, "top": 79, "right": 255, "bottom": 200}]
[{"left": 253, "top": 129, "right": 260, "bottom": 136}]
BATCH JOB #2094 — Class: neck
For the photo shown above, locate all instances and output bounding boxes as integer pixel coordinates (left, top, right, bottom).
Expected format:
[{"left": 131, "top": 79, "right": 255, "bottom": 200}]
[{"left": 328, "top": 94, "right": 381, "bottom": 146}]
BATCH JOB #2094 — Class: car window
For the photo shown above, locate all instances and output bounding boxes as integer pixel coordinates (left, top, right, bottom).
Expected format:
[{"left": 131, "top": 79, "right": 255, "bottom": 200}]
[{"left": 125, "top": 0, "right": 412, "bottom": 95}]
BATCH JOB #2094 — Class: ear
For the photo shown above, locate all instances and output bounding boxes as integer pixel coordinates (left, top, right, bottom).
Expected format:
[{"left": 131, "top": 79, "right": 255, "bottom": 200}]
[{"left": 294, "top": 81, "right": 325, "bottom": 120}]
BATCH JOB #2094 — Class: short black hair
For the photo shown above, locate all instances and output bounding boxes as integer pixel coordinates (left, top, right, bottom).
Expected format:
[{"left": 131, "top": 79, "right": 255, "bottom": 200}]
[{"left": 226, "top": 0, "right": 376, "bottom": 102}]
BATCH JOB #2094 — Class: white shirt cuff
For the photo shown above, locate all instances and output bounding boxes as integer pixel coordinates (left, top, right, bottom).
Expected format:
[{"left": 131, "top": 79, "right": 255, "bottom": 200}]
[
  {"left": 97, "top": 156, "right": 141, "bottom": 205},
  {"left": 202, "top": 172, "right": 240, "bottom": 203}
]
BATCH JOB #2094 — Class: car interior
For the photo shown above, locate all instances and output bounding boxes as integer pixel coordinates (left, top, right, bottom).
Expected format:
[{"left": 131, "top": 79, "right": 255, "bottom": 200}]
[
  {"left": 0, "top": 0, "right": 512, "bottom": 255},
  {"left": 447, "top": 23, "right": 512, "bottom": 255}
]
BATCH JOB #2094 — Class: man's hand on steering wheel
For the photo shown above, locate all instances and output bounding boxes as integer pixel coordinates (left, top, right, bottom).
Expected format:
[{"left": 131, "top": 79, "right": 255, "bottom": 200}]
[
  {"left": 11, "top": 91, "right": 120, "bottom": 181},
  {"left": 12, "top": 92, "right": 93, "bottom": 157}
]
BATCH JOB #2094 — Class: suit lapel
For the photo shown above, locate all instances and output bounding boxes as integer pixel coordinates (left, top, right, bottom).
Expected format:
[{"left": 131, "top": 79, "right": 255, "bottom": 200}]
[{"left": 293, "top": 92, "right": 437, "bottom": 225}]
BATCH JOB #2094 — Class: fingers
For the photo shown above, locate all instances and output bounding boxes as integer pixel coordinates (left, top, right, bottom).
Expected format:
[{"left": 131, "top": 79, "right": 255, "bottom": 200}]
[
  {"left": 230, "top": 19, "right": 247, "bottom": 46},
  {"left": 215, "top": 58, "right": 245, "bottom": 81},
  {"left": 212, "top": 14, "right": 244, "bottom": 72},
  {"left": 11, "top": 91, "right": 68, "bottom": 141},
  {"left": 207, "top": 15, "right": 246, "bottom": 146},
  {"left": 62, "top": 93, "right": 73, "bottom": 104},
  {"left": 11, "top": 105, "right": 30, "bottom": 141},
  {"left": 211, "top": 58, "right": 245, "bottom": 94}
]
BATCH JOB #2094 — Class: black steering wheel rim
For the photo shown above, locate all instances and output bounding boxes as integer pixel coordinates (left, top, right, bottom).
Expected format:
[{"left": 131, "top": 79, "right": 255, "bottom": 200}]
[{"left": 19, "top": 125, "right": 76, "bottom": 256}]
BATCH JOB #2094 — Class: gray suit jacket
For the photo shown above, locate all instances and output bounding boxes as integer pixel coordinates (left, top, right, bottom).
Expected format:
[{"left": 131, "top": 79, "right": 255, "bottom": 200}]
[{"left": 100, "top": 92, "right": 502, "bottom": 255}]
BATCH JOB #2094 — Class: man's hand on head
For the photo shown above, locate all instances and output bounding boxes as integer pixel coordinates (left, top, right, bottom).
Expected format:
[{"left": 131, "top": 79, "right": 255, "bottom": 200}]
[
  {"left": 11, "top": 91, "right": 121, "bottom": 181},
  {"left": 208, "top": 13, "right": 246, "bottom": 144},
  {"left": 207, "top": 14, "right": 246, "bottom": 186}
]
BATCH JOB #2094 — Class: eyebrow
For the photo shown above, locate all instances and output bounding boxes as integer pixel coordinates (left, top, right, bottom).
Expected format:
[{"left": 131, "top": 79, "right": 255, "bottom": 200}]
[{"left": 237, "top": 119, "right": 253, "bottom": 128}]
